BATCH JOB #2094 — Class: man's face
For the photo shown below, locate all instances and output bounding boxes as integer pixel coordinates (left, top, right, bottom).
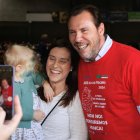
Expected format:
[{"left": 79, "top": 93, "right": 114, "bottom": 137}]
[
  {"left": 68, "top": 11, "right": 105, "bottom": 62},
  {"left": 1, "top": 79, "right": 9, "bottom": 89}
]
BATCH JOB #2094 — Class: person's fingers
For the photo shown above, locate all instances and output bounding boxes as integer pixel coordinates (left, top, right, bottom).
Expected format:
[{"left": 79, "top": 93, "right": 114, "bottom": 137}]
[
  {"left": 0, "top": 96, "right": 22, "bottom": 140},
  {"left": 0, "top": 107, "right": 6, "bottom": 125},
  {"left": 6, "top": 96, "right": 22, "bottom": 130},
  {"left": 44, "top": 85, "right": 55, "bottom": 101},
  {"left": 45, "top": 92, "right": 53, "bottom": 102},
  {"left": 3, "top": 96, "right": 22, "bottom": 138},
  {"left": 45, "top": 93, "right": 50, "bottom": 101},
  {"left": 12, "top": 95, "right": 22, "bottom": 121},
  {"left": 49, "top": 96, "right": 53, "bottom": 102},
  {"left": 48, "top": 95, "right": 52, "bottom": 102},
  {"left": 47, "top": 95, "right": 50, "bottom": 102}
]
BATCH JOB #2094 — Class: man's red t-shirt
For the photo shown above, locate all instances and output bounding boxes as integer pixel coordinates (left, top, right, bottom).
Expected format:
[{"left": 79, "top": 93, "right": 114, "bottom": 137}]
[
  {"left": 2, "top": 86, "right": 13, "bottom": 107},
  {"left": 78, "top": 41, "right": 140, "bottom": 140}
]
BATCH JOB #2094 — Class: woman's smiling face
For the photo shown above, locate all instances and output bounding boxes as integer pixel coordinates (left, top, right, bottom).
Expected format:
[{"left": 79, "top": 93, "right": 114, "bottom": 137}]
[{"left": 46, "top": 47, "right": 71, "bottom": 84}]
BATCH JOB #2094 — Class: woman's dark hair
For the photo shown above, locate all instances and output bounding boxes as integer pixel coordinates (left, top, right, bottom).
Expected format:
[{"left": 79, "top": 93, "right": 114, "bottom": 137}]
[
  {"left": 68, "top": 4, "right": 104, "bottom": 28},
  {"left": 38, "top": 41, "right": 80, "bottom": 107}
]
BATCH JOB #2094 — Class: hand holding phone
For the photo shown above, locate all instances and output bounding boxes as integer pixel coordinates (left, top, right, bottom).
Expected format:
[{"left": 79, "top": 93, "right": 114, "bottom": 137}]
[
  {"left": 0, "top": 96, "right": 22, "bottom": 140},
  {"left": 0, "top": 65, "right": 14, "bottom": 120}
]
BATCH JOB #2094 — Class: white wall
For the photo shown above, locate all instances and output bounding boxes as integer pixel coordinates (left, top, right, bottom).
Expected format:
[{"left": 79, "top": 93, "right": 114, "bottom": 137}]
[{"left": 0, "top": 0, "right": 70, "bottom": 21}]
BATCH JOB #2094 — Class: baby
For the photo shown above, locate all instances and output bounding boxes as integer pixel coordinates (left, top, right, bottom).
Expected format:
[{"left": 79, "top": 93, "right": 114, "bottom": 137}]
[{"left": 4, "top": 44, "right": 53, "bottom": 140}]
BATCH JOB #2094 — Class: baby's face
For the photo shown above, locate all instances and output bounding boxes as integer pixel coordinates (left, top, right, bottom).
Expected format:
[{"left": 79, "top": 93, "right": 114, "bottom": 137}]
[
  {"left": 17, "top": 56, "right": 36, "bottom": 78},
  {"left": 23, "top": 58, "right": 36, "bottom": 77},
  {"left": 26, "top": 59, "right": 35, "bottom": 72}
]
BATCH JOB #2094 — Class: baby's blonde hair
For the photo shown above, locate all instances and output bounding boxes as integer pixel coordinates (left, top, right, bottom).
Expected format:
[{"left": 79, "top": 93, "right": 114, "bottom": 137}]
[{"left": 4, "top": 44, "right": 39, "bottom": 74}]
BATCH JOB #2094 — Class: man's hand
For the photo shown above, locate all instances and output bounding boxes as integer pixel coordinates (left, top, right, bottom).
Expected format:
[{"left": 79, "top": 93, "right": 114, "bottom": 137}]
[{"left": 43, "top": 81, "right": 54, "bottom": 101}]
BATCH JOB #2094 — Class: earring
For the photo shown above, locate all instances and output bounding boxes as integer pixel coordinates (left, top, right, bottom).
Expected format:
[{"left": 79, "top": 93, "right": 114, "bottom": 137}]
[{"left": 70, "top": 67, "right": 72, "bottom": 71}]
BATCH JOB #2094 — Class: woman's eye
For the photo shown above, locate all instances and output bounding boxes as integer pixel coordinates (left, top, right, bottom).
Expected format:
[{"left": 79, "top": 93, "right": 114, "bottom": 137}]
[
  {"left": 69, "top": 30, "right": 75, "bottom": 35},
  {"left": 60, "top": 60, "right": 67, "bottom": 64}
]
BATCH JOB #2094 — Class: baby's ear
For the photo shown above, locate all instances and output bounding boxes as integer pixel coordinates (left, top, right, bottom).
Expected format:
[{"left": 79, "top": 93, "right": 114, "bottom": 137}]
[{"left": 15, "top": 64, "right": 23, "bottom": 73}]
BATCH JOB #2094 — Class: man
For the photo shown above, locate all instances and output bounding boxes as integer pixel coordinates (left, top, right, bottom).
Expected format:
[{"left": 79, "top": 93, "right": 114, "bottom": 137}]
[
  {"left": 1, "top": 78, "right": 13, "bottom": 107},
  {"left": 68, "top": 4, "right": 140, "bottom": 140}
]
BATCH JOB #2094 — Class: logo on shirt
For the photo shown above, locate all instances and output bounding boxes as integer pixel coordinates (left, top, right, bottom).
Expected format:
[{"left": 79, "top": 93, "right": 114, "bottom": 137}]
[{"left": 96, "top": 74, "right": 108, "bottom": 79}]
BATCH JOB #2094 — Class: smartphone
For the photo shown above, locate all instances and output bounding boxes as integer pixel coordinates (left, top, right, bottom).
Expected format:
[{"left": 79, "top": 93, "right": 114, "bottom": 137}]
[{"left": 0, "top": 65, "right": 14, "bottom": 120}]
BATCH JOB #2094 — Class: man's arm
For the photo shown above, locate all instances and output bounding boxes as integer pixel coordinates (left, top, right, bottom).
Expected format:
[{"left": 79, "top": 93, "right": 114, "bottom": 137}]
[{"left": 42, "top": 80, "right": 54, "bottom": 101}]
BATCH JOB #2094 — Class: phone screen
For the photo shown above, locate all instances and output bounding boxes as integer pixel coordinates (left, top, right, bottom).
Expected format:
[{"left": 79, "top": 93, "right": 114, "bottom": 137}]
[{"left": 0, "top": 65, "right": 14, "bottom": 120}]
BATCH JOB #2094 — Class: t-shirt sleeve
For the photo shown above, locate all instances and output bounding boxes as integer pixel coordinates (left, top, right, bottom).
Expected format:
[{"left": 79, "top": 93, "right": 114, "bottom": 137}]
[
  {"left": 68, "top": 91, "right": 88, "bottom": 140},
  {"left": 128, "top": 53, "right": 140, "bottom": 113},
  {"left": 32, "top": 72, "right": 45, "bottom": 86}
]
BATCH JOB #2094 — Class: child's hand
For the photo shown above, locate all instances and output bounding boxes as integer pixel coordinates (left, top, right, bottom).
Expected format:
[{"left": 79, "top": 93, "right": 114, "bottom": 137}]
[
  {"left": 43, "top": 81, "right": 55, "bottom": 102},
  {"left": 33, "top": 110, "right": 45, "bottom": 122}
]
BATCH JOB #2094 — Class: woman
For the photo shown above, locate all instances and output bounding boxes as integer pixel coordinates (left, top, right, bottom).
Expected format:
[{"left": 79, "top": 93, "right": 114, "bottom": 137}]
[{"left": 39, "top": 42, "right": 88, "bottom": 140}]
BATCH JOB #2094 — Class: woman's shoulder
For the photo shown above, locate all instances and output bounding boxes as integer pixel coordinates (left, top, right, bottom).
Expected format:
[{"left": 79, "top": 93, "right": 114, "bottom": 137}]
[{"left": 68, "top": 91, "right": 81, "bottom": 108}]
